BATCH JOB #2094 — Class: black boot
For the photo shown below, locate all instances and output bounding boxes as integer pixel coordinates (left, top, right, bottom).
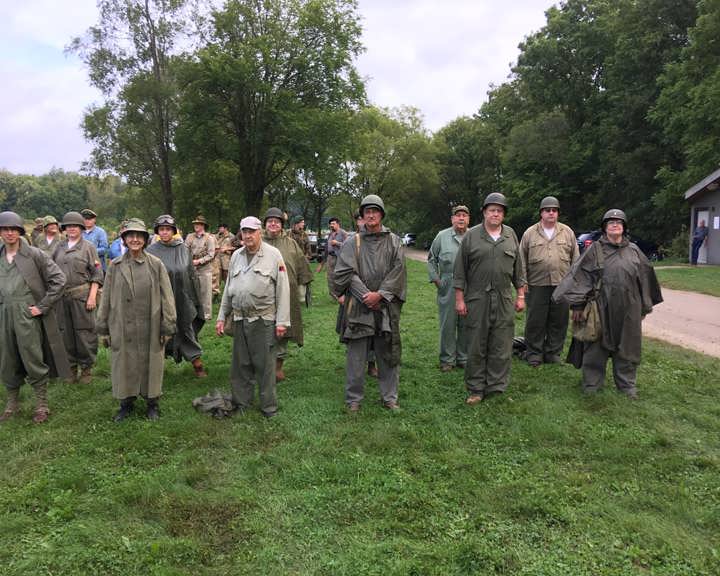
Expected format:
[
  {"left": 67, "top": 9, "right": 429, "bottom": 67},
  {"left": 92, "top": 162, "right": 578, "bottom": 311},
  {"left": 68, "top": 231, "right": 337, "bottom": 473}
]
[
  {"left": 113, "top": 397, "right": 135, "bottom": 422},
  {"left": 146, "top": 397, "right": 160, "bottom": 421}
]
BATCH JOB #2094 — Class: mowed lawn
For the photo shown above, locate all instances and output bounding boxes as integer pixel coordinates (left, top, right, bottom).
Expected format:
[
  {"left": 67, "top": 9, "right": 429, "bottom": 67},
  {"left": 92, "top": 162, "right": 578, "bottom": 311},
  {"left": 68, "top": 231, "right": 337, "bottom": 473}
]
[
  {"left": 654, "top": 265, "right": 720, "bottom": 297},
  {"left": 1, "top": 259, "right": 718, "bottom": 575}
]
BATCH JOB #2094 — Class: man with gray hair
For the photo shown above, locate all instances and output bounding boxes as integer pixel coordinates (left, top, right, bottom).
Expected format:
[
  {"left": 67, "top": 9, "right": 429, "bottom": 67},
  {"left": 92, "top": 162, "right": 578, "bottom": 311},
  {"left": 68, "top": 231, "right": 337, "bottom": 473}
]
[
  {"left": 427, "top": 204, "right": 470, "bottom": 372},
  {"left": 518, "top": 196, "right": 579, "bottom": 366}
]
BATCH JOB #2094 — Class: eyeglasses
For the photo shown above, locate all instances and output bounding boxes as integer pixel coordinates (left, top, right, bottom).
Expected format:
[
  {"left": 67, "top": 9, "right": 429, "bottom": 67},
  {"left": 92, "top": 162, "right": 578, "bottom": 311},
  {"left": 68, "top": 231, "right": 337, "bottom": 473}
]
[
  {"left": 542, "top": 208, "right": 558, "bottom": 213},
  {"left": 606, "top": 219, "right": 623, "bottom": 226}
]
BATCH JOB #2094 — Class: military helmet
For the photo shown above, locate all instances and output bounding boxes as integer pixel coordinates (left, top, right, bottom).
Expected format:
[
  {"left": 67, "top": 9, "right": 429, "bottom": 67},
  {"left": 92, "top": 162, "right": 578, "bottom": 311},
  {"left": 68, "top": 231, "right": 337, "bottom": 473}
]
[
  {"left": 482, "top": 192, "right": 507, "bottom": 210},
  {"left": 540, "top": 196, "right": 560, "bottom": 211},
  {"left": 60, "top": 211, "right": 86, "bottom": 230},
  {"left": 264, "top": 207, "right": 285, "bottom": 223},
  {"left": 291, "top": 215, "right": 304, "bottom": 226},
  {"left": 0, "top": 211, "right": 26, "bottom": 234},
  {"left": 120, "top": 218, "right": 150, "bottom": 241},
  {"left": 44, "top": 215, "right": 59, "bottom": 227},
  {"left": 153, "top": 214, "right": 177, "bottom": 234},
  {"left": 359, "top": 194, "right": 385, "bottom": 216},
  {"left": 601, "top": 208, "right": 627, "bottom": 232}
]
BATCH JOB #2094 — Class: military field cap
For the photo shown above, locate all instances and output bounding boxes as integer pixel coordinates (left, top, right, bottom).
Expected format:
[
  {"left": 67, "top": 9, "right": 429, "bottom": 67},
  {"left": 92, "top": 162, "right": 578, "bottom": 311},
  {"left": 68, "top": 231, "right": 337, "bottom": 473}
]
[
  {"left": 452, "top": 205, "right": 470, "bottom": 215},
  {"left": 120, "top": 218, "right": 149, "bottom": 239},
  {"left": 192, "top": 214, "right": 208, "bottom": 226},
  {"left": 43, "top": 215, "right": 59, "bottom": 227},
  {"left": 81, "top": 208, "right": 97, "bottom": 219},
  {"left": 240, "top": 216, "right": 262, "bottom": 230},
  {"left": 291, "top": 215, "right": 305, "bottom": 225}
]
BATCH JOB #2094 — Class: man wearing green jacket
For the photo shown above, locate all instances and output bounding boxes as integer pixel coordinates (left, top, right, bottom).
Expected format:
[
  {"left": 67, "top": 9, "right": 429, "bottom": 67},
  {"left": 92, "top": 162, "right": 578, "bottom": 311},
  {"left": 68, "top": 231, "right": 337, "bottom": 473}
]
[{"left": 427, "top": 205, "right": 470, "bottom": 372}]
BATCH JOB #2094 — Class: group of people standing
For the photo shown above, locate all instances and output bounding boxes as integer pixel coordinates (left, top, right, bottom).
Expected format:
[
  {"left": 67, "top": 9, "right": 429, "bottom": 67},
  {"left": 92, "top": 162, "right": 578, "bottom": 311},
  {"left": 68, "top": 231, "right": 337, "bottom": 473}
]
[
  {"left": 0, "top": 190, "right": 663, "bottom": 424},
  {"left": 428, "top": 194, "right": 663, "bottom": 404}
]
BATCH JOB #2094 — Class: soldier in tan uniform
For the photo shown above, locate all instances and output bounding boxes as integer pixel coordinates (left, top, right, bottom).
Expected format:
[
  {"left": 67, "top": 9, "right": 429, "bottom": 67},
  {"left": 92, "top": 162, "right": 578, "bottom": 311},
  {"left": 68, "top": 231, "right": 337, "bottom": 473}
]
[
  {"left": 519, "top": 196, "right": 579, "bottom": 366},
  {"left": 52, "top": 211, "right": 104, "bottom": 384},
  {"left": 216, "top": 216, "right": 290, "bottom": 418},
  {"left": 185, "top": 215, "right": 216, "bottom": 321},
  {"left": 215, "top": 223, "right": 237, "bottom": 284}
]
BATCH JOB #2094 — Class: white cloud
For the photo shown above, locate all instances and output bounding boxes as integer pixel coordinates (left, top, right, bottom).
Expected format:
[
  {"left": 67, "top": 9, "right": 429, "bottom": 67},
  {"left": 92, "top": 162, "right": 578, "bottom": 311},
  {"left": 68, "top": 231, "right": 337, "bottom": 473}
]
[{"left": 0, "top": 0, "right": 553, "bottom": 174}]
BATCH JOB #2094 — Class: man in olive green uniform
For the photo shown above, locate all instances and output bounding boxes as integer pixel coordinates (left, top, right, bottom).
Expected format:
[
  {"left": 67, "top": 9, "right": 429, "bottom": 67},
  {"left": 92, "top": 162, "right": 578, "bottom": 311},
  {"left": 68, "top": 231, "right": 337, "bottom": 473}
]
[
  {"left": 216, "top": 216, "right": 290, "bottom": 418},
  {"left": 0, "top": 211, "right": 71, "bottom": 424},
  {"left": 35, "top": 216, "right": 61, "bottom": 253},
  {"left": 263, "top": 208, "right": 313, "bottom": 381},
  {"left": 290, "top": 216, "right": 312, "bottom": 261},
  {"left": 519, "top": 196, "right": 579, "bottom": 366},
  {"left": 185, "top": 215, "right": 216, "bottom": 321},
  {"left": 454, "top": 193, "right": 526, "bottom": 404},
  {"left": 428, "top": 205, "right": 470, "bottom": 372},
  {"left": 334, "top": 195, "right": 406, "bottom": 412},
  {"left": 53, "top": 211, "right": 104, "bottom": 384},
  {"left": 30, "top": 217, "right": 44, "bottom": 245}
]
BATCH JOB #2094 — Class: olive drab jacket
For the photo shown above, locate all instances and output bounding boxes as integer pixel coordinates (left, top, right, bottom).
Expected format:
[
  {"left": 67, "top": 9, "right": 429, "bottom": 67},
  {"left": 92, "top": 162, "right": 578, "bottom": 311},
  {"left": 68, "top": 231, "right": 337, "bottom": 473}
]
[
  {"left": 519, "top": 221, "right": 579, "bottom": 286},
  {"left": 333, "top": 227, "right": 406, "bottom": 365},
  {"left": 262, "top": 230, "right": 313, "bottom": 346},
  {"left": 553, "top": 236, "right": 663, "bottom": 363},
  {"left": 1, "top": 241, "right": 72, "bottom": 379},
  {"left": 96, "top": 251, "right": 177, "bottom": 399}
]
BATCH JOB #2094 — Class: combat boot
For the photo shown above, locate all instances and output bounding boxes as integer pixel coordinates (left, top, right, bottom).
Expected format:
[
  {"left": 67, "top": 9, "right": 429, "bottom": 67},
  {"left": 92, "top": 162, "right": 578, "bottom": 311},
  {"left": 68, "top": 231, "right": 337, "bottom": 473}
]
[
  {"left": 191, "top": 358, "right": 208, "bottom": 378},
  {"left": 32, "top": 383, "right": 50, "bottom": 424},
  {"left": 0, "top": 388, "right": 21, "bottom": 422},
  {"left": 68, "top": 364, "right": 79, "bottom": 384},
  {"left": 113, "top": 397, "right": 135, "bottom": 422},
  {"left": 79, "top": 366, "right": 93, "bottom": 385},
  {"left": 276, "top": 358, "right": 285, "bottom": 382},
  {"left": 146, "top": 397, "right": 160, "bottom": 421}
]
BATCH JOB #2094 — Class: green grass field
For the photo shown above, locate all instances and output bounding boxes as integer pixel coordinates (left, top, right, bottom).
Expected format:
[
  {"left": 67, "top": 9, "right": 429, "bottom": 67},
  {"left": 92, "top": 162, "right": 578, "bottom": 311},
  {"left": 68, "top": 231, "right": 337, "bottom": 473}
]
[
  {"left": 655, "top": 265, "right": 720, "bottom": 297},
  {"left": 1, "top": 259, "right": 718, "bottom": 575}
]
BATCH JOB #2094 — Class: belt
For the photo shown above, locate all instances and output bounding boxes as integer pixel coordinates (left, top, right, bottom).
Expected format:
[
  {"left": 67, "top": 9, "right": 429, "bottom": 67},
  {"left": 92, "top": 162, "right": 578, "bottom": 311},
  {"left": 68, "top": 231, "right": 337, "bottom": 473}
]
[{"left": 65, "top": 284, "right": 90, "bottom": 298}]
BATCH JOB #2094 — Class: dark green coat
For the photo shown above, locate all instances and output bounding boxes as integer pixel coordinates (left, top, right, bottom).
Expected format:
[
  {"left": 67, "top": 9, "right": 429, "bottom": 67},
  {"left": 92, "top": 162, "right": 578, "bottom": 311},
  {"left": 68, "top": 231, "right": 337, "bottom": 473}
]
[
  {"left": 0, "top": 241, "right": 72, "bottom": 380},
  {"left": 553, "top": 236, "right": 663, "bottom": 363},
  {"left": 263, "top": 231, "right": 313, "bottom": 346}
]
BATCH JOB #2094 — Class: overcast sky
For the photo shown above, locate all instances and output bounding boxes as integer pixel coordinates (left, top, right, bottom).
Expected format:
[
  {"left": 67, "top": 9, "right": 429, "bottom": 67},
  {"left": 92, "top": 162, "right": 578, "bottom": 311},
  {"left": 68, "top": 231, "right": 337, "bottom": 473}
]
[{"left": 0, "top": 0, "right": 553, "bottom": 175}]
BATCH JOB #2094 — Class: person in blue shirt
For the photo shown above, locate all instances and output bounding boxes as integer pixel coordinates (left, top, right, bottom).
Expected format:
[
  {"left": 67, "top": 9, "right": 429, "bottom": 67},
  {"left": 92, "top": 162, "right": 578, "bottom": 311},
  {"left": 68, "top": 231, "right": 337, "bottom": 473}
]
[
  {"left": 108, "top": 220, "right": 129, "bottom": 260},
  {"left": 81, "top": 209, "right": 109, "bottom": 271}
]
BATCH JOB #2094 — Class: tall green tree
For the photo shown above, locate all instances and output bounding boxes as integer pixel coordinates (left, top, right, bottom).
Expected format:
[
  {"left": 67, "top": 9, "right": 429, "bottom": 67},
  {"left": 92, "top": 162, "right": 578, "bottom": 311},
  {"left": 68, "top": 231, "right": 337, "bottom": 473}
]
[
  {"left": 178, "top": 0, "right": 365, "bottom": 216},
  {"left": 69, "top": 0, "right": 193, "bottom": 213}
]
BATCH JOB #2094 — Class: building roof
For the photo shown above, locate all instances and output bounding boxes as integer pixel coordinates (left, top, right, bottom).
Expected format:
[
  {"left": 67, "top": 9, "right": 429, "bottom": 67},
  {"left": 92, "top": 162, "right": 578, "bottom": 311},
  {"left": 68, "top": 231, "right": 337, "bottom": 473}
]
[{"left": 684, "top": 166, "right": 720, "bottom": 201}]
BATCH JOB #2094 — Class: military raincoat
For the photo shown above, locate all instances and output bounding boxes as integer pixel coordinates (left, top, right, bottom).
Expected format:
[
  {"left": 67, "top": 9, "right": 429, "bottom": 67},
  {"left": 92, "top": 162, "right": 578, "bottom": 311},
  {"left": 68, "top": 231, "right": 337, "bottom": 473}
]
[
  {"left": 553, "top": 236, "right": 663, "bottom": 363},
  {"left": 97, "top": 251, "right": 177, "bottom": 399}
]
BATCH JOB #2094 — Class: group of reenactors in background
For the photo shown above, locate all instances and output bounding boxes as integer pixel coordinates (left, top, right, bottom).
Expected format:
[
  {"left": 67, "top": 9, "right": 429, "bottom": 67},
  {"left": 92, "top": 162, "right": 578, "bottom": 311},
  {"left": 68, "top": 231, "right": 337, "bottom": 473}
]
[
  {"left": 429, "top": 193, "right": 662, "bottom": 405},
  {"left": 0, "top": 188, "right": 662, "bottom": 423}
]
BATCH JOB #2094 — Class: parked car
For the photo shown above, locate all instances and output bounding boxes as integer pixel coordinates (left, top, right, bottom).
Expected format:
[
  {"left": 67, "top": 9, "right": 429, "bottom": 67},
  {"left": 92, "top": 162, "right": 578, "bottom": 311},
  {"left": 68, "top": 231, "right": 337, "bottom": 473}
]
[
  {"left": 576, "top": 230, "right": 662, "bottom": 261},
  {"left": 401, "top": 233, "right": 417, "bottom": 247},
  {"left": 317, "top": 236, "right": 327, "bottom": 260}
]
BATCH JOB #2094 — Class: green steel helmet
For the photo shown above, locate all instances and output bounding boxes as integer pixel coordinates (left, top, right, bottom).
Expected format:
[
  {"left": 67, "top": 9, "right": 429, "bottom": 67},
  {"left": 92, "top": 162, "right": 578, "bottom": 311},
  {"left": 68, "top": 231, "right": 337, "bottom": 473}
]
[
  {"left": 601, "top": 208, "right": 627, "bottom": 229},
  {"left": 263, "top": 207, "right": 285, "bottom": 224},
  {"left": 540, "top": 196, "right": 560, "bottom": 211},
  {"left": 120, "top": 218, "right": 150, "bottom": 240},
  {"left": 0, "top": 211, "right": 26, "bottom": 234},
  {"left": 359, "top": 194, "right": 385, "bottom": 216},
  {"left": 153, "top": 214, "right": 177, "bottom": 234},
  {"left": 60, "top": 211, "right": 86, "bottom": 230},
  {"left": 43, "top": 215, "right": 59, "bottom": 227},
  {"left": 482, "top": 192, "right": 507, "bottom": 210}
]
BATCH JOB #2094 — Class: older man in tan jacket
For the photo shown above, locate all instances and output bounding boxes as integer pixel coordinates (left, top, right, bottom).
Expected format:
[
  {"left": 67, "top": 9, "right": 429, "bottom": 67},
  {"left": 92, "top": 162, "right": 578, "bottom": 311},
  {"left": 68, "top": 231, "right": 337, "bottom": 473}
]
[{"left": 519, "top": 196, "right": 579, "bottom": 366}]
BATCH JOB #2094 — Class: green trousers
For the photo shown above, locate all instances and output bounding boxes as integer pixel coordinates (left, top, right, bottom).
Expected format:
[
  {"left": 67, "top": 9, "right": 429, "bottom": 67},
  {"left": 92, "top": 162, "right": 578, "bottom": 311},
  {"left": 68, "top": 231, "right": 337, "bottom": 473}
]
[
  {"left": 229, "top": 318, "right": 278, "bottom": 416},
  {"left": 523, "top": 285, "right": 569, "bottom": 364},
  {"left": 582, "top": 341, "right": 638, "bottom": 394},
  {"left": 436, "top": 275, "right": 467, "bottom": 366},
  {"left": 0, "top": 301, "right": 49, "bottom": 391},
  {"left": 464, "top": 292, "right": 514, "bottom": 395}
]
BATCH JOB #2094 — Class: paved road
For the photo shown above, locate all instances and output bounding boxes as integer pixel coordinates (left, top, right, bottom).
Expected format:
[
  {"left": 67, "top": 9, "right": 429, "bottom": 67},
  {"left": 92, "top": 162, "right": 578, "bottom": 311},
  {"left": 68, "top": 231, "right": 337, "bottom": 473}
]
[{"left": 405, "top": 248, "right": 720, "bottom": 358}]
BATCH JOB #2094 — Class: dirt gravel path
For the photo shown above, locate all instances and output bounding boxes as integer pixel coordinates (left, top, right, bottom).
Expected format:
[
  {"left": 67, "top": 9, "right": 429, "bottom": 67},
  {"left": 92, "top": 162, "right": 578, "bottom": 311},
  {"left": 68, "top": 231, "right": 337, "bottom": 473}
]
[{"left": 404, "top": 248, "right": 720, "bottom": 358}]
